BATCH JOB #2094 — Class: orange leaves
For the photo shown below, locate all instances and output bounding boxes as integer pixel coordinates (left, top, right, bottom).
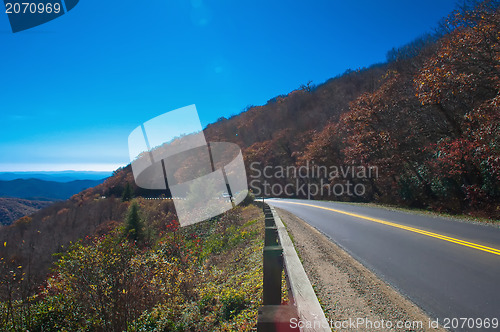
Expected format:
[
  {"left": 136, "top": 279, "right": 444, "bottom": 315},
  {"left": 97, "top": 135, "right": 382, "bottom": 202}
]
[{"left": 416, "top": 7, "right": 500, "bottom": 114}]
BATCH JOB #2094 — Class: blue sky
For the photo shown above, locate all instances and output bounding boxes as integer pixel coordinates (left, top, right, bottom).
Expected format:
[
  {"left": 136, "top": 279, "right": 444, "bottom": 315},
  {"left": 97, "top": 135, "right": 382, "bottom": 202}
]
[{"left": 0, "top": 0, "right": 458, "bottom": 172}]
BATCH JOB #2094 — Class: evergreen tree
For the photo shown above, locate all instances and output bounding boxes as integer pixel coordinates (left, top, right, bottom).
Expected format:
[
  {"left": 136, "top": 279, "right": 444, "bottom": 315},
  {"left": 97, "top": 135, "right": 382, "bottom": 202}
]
[
  {"left": 124, "top": 201, "right": 143, "bottom": 242},
  {"left": 122, "top": 182, "right": 133, "bottom": 202}
]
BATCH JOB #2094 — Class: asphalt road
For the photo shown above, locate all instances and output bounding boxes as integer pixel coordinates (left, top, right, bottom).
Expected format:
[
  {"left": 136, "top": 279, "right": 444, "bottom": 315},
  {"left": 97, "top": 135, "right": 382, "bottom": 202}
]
[{"left": 266, "top": 198, "right": 500, "bottom": 332}]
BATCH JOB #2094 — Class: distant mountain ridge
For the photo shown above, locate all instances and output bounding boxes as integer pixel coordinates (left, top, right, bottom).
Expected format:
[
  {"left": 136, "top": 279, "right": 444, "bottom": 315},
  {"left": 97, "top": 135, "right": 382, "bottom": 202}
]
[
  {"left": 0, "top": 171, "right": 111, "bottom": 182},
  {"left": 0, "top": 178, "right": 106, "bottom": 200}
]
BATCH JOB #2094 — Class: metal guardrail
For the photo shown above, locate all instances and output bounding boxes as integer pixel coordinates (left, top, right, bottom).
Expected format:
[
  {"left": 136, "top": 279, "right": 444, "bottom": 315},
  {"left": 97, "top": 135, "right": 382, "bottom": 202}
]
[{"left": 257, "top": 202, "right": 331, "bottom": 332}]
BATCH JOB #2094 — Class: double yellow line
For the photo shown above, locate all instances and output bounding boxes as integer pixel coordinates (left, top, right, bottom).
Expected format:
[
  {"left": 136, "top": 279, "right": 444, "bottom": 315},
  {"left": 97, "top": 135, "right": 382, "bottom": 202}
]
[{"left": 272, "top": 200, "right": 500, "bottom": 257}]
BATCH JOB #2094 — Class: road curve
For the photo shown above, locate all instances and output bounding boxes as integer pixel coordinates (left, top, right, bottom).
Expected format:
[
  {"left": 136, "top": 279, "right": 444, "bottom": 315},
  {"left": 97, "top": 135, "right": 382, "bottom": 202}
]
[{"left": 266, "top": 198, "right": 500, "bottom": 332}]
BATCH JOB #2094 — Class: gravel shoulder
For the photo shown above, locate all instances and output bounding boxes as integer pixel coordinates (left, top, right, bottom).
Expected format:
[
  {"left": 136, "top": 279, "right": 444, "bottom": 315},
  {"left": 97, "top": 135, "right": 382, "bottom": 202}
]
[{"left": 275, "top": 207, "right": 447, "bottom": 332}]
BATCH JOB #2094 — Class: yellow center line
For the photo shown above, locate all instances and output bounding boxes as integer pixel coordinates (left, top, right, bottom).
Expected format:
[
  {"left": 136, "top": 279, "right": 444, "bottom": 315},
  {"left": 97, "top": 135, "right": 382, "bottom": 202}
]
[{"left": 271, "top": 200, "right": 500, "bottom": 257}]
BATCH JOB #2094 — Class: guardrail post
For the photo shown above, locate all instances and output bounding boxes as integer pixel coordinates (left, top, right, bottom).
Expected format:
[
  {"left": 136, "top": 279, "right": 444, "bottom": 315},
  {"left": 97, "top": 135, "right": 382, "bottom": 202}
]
[
  {"left": 257, "top": 305, "right": 299, "bottom": 331},
  {"left": 265, "top": 226, "right": 279, "bottom": 246},
  {"left": 263, "top": 245, "right": 283, "bottom": 305},
  {"left": 265, "top": 216, "right": 276, "bottom": 227}
]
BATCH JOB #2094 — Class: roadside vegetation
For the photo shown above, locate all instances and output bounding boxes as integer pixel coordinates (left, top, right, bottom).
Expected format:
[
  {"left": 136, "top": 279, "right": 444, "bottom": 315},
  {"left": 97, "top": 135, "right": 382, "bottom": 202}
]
[{"left": 0, "top": 200, "right": 264, "bottom": 331}]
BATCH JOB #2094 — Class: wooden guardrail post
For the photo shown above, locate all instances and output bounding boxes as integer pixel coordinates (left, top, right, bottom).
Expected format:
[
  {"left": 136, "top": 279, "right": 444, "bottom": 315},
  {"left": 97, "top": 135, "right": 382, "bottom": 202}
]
[
  {"left": 265, "top": 226, "right": 279, "bottom": 246},
  {"left": 257, "top": 305, "right": 299, "bottom": 332},
  {"left": 265, "top": 216, "right": 276, "bottom": 227},
  {"left": 263, "top": 245, "right": 283, "bottom": 305}
]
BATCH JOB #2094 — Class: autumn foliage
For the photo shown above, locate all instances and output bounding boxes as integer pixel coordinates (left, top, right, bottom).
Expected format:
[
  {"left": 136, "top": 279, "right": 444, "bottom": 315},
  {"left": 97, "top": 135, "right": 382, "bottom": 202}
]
[
  {"left": 234, "top": 1, "right": 500, "bottom": 218},
  {"left": 1, "top": 203, "right": 264, "bottom": 331}
]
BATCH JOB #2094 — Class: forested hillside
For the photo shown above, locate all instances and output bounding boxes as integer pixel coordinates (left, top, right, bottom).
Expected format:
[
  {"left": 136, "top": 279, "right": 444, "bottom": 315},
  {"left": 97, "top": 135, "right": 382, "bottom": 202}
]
[
  {"left": 207, "top": 1, "right": 500, "bottom": 219},
  {"left": 0, "top": 198, "right": 53, "bottom": 226}
]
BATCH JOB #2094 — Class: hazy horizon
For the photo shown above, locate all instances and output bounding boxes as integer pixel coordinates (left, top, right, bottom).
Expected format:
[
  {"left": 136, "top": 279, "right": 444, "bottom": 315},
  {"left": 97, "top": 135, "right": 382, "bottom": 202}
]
[{"left": 0, "top": 163, "right": 123, "bottom": 173}]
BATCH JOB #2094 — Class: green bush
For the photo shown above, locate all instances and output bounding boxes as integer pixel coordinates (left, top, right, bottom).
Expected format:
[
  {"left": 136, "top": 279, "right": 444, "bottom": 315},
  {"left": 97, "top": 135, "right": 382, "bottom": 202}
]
[{"left": 220, "top": 291, "right": 248, "bottom": 320}]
